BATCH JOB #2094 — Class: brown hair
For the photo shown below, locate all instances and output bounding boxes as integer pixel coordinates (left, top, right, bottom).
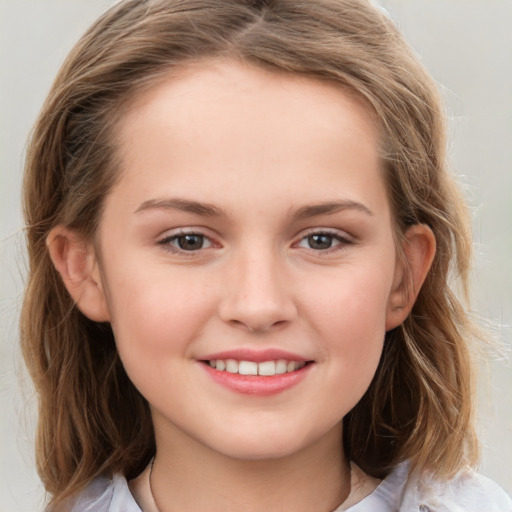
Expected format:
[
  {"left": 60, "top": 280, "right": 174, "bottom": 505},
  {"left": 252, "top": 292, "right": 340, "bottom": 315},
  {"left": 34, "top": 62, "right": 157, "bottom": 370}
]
[{"left": 21, "top": 0, "right": 478, "bottom": 506}]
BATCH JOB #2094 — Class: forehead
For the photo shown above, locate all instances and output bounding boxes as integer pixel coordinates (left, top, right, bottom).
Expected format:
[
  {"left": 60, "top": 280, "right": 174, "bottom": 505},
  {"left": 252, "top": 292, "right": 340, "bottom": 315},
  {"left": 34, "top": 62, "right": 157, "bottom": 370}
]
[
  {"left": 118, "top": 58, "right": 378, "bottom": 153},
  {"left": 110, "top": 59, "right": 387, "bottom": 218},
  {"left": 123, "top": 58, "right": 376, "bottom": 118}
]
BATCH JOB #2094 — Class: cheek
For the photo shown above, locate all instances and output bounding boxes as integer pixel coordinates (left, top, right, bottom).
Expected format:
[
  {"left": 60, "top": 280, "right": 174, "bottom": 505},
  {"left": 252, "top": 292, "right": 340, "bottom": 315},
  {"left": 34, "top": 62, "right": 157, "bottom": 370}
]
[
  {"left": 102, "top": 266, "right": 216, "bottom": 372},
  {"left": 303, "top": 261, "right": 393, "bottom": 340},
  {"left": 300, "top": 262, "right": 393, "bottom": 400}
]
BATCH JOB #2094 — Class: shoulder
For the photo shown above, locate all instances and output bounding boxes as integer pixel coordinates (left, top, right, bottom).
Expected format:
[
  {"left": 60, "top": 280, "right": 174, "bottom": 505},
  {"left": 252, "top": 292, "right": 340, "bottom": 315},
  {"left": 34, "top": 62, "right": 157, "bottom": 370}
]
[
  {"left": 344, "top": 462, "right": 511, "bottom": 512},
  {"left": 66, "top": 474, "right": 142, "bottom": 512},
  {"left": 401, "top": 465, "right": 512, "bottom": 512}
]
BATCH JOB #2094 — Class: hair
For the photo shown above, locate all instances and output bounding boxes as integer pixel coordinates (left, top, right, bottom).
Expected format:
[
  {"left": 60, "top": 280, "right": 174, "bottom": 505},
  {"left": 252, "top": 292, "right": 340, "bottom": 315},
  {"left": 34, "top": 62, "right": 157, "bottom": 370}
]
[{"left": 21, "top": 0, "right": 480, "bottom": 507}]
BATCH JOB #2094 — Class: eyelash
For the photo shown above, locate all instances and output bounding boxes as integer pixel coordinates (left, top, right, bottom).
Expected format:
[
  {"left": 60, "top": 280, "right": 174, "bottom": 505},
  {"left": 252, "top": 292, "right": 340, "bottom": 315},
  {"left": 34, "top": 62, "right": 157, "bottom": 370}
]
[
  {"left": 294, "top": 229, "right": 353, "bottom": 254},
  {"left": 158, "top": 230, "right": 215, "bottom": 254},
  {"left": 157, "top": 229, "right": 353, "bottom": 255}
]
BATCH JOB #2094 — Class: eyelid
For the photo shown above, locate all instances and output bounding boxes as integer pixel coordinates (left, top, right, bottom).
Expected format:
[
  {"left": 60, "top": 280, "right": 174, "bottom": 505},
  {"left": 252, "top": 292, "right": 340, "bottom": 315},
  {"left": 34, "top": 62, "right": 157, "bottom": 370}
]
[
  {"left": 293, "top": 227, "right": 355, "bottom": 252},
  {"left": 296, "top": 227, "right": 354, "bottom": 241},
  {"left": 157, "top": 227, "right": 220, "bottom": 253}
]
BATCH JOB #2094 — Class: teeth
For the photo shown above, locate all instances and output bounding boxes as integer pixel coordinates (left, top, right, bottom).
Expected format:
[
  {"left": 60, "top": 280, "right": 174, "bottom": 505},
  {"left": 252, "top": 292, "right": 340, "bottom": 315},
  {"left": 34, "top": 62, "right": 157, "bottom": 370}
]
[
  {"left": 208, "top": 359, "right": 307, "bottom": 376},
  {"left": 225, "top": 359, "right": 238, "bottom": 373},
  {"left": 239, "top": 361, "right": 258, "bottom": 375},
  {"left": 258, "top": 361, "right": 276, "bottom": 376},
  {"left": 276, "top": 359, "right": 287, "bottom": 374}
]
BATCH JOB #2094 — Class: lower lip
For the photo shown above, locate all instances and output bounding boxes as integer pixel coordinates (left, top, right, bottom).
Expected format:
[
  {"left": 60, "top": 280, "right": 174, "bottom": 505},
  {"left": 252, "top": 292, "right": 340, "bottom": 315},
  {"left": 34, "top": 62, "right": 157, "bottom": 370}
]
[{"left": 201, "top": 362, "right": 312, "bottom": 396}]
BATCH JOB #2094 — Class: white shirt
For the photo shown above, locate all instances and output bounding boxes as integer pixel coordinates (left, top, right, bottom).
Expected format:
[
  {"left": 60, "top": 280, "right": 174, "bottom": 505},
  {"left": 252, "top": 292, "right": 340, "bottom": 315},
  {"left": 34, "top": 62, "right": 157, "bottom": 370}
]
[{"left": 68, "top": 461, "right": 511, "bottom": 512}]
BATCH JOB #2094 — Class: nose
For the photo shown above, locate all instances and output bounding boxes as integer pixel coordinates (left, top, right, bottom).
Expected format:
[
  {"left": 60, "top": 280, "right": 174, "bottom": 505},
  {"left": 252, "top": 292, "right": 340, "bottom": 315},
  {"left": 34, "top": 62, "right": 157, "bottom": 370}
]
[{"left": 218, "top": 247, "right": 297, "bottom": 333}]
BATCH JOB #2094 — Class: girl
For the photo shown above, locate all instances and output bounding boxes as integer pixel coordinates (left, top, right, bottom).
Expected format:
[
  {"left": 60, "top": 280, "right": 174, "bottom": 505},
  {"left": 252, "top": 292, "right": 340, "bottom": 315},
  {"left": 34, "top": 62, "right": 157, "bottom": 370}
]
[{"left": 20, "top": 0, "right": 511, "bottom": 510}]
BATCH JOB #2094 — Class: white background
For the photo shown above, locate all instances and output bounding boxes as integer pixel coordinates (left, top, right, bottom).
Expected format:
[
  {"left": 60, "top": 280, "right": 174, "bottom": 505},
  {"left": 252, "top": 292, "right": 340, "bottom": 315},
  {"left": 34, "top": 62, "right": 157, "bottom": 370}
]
[{"left": 1, "top": 1, "right": 511, "bottom": 510}]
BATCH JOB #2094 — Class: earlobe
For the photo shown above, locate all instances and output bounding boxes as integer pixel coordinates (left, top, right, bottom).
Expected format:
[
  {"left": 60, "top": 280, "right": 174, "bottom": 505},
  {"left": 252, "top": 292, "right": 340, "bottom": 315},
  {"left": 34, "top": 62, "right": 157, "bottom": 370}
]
[
  {"left": 385, "top": 224, "right": 436, "bottom": 331},
  {"left": 46, "top": 226, "right": 111, "bottom": 322}
]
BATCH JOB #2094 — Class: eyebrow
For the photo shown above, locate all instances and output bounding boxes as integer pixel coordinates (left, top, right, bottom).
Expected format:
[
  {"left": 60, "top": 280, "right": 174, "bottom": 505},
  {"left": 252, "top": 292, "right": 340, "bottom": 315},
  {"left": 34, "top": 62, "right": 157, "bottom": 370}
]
[
  {"left": 293, "top": 200, "right": 374, "bottom": 219},
  {"left": 134, "top": 197, "right": 224, "bottom": 217},
  {"left": 134, "top": 197, "right": 373, "bottom": 219}
]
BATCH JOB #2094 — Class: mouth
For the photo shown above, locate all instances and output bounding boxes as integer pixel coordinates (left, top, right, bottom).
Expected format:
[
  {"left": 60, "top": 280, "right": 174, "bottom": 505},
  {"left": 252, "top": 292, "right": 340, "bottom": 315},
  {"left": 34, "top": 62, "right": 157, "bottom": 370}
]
[
  {"left": 204, "top": 359, "right": 309, "bottom": 376},
  {"left": 199, "top": 352, "right": 314, "bottom": 395}
]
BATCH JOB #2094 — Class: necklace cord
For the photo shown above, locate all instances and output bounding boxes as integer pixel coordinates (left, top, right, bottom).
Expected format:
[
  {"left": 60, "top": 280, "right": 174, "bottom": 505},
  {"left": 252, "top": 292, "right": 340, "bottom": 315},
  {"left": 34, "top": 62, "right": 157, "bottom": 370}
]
[
  {"left": 147, "top": 456, "right": 357, "bottom": 512},
  {"left": 148, "top": 457, "right": 161, "bottom": 512}
]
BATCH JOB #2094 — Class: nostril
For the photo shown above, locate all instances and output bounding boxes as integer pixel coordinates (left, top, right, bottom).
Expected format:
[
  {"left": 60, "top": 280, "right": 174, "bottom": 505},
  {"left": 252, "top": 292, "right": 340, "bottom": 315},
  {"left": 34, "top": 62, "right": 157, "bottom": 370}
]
[
  {"left": 218, "top": 284, "right": 298, "bottom": 332},
  {"left": 246, "top": 319, "right": 289, "bottom": 333}
]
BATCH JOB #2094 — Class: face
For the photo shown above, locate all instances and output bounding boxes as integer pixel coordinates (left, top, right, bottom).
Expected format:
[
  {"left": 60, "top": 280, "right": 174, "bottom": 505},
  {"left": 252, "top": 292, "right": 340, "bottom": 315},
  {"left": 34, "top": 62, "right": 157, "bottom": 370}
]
[{"left": 87, "top": 60, "right": 410, "bottom": 461}]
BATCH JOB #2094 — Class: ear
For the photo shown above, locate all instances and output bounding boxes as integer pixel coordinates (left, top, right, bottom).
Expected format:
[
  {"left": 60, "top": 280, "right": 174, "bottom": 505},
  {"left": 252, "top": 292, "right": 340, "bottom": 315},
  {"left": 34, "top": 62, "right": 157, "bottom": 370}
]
[
  {"left": 385, "top": 224, "right": 436, "bottom": 331},
  {"left": 47, "top": 226, "right": 111, "bottom": 322}
]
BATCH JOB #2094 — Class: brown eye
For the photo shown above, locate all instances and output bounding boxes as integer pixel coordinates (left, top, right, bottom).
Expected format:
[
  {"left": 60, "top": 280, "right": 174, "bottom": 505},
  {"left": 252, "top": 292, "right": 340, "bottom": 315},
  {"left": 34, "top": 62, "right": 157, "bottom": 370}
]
[
  {"left": 159, "top": 232, "right": 213, "bottom": 252},
  {"left": 306, "top": 234, "right": 335, "bottom": 250},
  {"left": 296, "top": 231, "right": 351, "bottom": 252},
  {"left": 176, "top": 234, "right": 205, "bottom": 250}
]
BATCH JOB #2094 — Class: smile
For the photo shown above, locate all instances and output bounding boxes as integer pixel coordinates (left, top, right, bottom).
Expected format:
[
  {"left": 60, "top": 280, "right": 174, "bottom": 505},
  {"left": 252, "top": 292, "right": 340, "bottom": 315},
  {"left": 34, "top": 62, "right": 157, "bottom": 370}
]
[
  {"left": 207, "top": 359, "right": 307, "bottom": 376},
  {"left": 200, "top": 351, "right": 313, "bottom": 395}
]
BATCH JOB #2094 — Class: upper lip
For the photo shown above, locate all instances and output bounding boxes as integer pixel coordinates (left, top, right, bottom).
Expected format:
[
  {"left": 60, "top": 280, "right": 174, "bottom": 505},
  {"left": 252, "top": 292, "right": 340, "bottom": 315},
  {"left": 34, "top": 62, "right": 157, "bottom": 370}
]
[{"left": 199, "top": 348, "right": 310, "bottom": 363}]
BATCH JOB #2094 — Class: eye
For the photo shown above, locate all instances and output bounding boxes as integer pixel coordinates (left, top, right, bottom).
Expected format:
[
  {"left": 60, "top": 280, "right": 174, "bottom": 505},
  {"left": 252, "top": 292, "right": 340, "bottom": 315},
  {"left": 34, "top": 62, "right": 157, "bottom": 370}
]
[
  {"left": 296, "top": 231, "right": 351, "bottom": 251},
  {"left": 159, "top": 232, "right": 213, "bottom": 252}
]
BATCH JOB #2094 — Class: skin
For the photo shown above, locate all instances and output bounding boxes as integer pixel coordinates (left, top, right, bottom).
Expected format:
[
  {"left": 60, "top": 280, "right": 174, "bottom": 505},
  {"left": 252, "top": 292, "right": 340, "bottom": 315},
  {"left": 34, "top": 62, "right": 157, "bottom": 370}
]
[{"left": 49, "top": 60, "right": 435, "bottom": 512}]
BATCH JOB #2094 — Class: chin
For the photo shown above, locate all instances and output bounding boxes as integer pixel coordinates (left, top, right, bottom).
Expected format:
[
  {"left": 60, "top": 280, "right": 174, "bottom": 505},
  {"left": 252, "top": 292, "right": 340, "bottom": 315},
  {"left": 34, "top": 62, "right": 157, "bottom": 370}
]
[
  {"left": 207, "top": 425, "right": 322, "bottom": 462},
  {"left": 221, "top": 443, "right": 305, "bottom": 462}
]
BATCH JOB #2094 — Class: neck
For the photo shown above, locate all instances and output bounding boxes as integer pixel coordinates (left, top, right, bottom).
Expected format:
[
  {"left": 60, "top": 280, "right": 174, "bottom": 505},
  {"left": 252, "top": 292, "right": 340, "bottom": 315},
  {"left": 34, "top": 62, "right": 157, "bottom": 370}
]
[{"left": 148, "top": 421, "right": 349, "bottom": 512}]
